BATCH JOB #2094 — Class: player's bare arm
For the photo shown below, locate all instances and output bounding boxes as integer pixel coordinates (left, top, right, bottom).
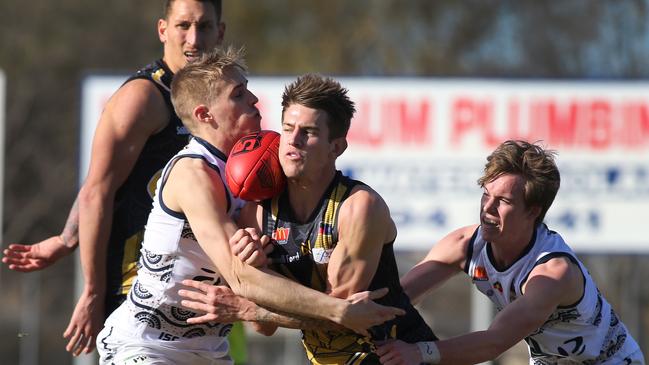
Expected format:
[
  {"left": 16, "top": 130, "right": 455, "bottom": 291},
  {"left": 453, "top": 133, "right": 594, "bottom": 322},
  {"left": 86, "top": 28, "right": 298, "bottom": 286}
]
[
  {"left": 65, "top": 79, "right": 169, "bottom": 356},
  {"left": 165, "top": 158, "right": 404, "bottom": 336},
  {"left": 178, "top": 278, "right": 393, "bottom": 335},
  {"left": 182, "top": 201, "right": 382, "bottom": 336},
  {"left": 378, "top": 254, "right": 584, "bottom": 365},
  {"left": 326, "top": 185, "right": 394, "bottom": 298},
  {"left": 401, "top": 225, "right": 477, "bottom": 305},
  {"left": 430, "top": 256, "right": 583, "bottom": 364}
]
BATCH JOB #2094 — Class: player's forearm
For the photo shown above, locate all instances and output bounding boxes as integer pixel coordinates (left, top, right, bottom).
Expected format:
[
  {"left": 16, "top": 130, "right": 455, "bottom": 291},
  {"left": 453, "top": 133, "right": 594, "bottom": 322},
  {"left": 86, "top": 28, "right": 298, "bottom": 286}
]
[
  {"left": 60, "top": 195, "right": 80, "bottom": 249},
  {"left": 400, "top": 264, "right": 433, "bottom": 305},
  {"left": 435, "top": 329, "right": 513, "bottom": 364},
  {"left": 227, "top": 261, "right": 348, "bottom": 324},
  {"left": 401, "top": 261, "right": 459, "bottom": 306},
  {"left": 78, "top": 185, "right": 113, "bottom": 294},
  {"left": 253, "top": 304, "right": 344, "bottom": 331}
]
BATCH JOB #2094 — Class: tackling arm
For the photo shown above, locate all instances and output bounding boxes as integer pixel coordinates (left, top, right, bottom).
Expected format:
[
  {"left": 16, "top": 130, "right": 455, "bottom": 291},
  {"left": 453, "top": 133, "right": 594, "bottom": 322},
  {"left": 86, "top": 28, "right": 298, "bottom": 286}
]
[
  {"left": 377, "top": 255, "right": 583, "bottom": 365},
  {"left": 400, "top": 225, "right": 476, "bottom": 305},
  {"left": 166, "top": 161, "right": 403, "bottom": 336}
]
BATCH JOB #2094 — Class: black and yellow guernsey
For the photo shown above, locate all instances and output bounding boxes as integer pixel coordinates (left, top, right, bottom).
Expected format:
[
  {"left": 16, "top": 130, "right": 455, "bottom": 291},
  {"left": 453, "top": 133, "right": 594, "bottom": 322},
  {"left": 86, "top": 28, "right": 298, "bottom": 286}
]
[
  {"left": 262, "top": 171, "right": 437, "bottom": 365},
  {"left": 104, "top": 59, "right": 190, "bottom": 317}
]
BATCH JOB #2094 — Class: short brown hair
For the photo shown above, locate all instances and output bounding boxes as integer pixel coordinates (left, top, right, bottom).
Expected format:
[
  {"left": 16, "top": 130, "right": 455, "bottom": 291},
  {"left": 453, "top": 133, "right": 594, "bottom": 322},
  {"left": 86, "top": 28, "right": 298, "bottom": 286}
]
[
  {"left": 170, "top": 46, "right": 247, "bottom": 133},
  {"left": 281, "top": 74, "right": 356, "bottom": 140},
  {"left": 164, "top": 0, "right": 222, "bottom": 21},
  {"left": 478, "top": 140, "right": 560, "bottom": 225}
]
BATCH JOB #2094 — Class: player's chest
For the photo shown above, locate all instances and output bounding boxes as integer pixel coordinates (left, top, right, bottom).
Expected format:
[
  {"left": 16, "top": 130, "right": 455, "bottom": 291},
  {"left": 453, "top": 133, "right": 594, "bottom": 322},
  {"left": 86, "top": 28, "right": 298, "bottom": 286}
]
[{"left": 267, "top": 219, "right": 337, "bottom": 266}]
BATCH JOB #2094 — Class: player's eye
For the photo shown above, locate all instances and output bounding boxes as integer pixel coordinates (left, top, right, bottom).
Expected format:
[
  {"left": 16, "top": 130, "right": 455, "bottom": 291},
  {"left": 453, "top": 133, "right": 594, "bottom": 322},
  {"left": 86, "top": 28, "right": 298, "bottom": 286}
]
[{"left": 197, "top": 22, "right": 213, "bottom": 32}]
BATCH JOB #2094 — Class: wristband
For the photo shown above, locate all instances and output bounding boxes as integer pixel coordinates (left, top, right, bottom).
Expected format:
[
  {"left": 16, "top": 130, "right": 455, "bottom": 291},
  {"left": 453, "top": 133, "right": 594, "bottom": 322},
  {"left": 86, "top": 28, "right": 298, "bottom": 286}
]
[{"left": 416, "top": 341, "right": 440, "bottom": 364}]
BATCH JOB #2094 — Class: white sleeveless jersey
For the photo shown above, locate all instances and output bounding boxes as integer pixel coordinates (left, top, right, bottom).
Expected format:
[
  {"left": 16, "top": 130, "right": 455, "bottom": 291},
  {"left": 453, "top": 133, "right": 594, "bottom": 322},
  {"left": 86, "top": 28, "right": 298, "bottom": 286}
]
[
  {"left": 102, "top": 137, "right": 245, "bottom": 356},
  {"left": 466, "top": 224, "right": 642, "bottom": 364}
]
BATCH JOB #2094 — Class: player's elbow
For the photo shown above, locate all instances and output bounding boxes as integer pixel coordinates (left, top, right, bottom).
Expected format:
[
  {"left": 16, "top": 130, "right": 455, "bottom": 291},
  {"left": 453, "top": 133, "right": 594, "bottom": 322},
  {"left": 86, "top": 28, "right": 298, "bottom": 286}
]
[{"left": 78, "top": 184, "right": 110, "bottom": 212}]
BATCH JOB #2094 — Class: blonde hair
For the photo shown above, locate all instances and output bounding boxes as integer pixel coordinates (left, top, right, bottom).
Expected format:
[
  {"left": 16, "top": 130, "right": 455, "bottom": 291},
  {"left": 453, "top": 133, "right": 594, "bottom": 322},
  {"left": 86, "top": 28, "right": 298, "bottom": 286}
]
[{"left": 170, "top": 46, "right": 247, "bottom": 134}]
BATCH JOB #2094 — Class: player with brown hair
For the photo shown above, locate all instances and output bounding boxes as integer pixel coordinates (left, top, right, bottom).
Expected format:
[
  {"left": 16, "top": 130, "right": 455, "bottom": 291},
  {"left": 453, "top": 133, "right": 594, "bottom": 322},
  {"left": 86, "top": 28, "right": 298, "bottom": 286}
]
[{"left": 375, "top": 140, "right": 644, "bottom": 364}]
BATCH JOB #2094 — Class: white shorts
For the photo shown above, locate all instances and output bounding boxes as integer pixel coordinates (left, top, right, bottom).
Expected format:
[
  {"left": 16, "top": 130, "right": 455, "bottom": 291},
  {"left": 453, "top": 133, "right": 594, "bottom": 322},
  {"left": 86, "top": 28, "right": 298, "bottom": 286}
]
[{"left": 98, "top": 325, "right": 233, "bottom": 365}]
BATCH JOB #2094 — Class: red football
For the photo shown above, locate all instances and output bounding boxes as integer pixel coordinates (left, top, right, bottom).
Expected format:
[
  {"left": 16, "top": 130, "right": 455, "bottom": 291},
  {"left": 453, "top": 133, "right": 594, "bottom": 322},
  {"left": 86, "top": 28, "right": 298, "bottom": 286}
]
[{"left": 226, "top": 130, "right": 286, "bottom": 201}]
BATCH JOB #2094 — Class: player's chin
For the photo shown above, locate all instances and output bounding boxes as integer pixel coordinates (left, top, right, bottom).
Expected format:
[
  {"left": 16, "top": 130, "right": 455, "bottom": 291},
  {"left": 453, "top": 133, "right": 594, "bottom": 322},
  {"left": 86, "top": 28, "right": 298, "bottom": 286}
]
[
  {"left": 247, "top": 114, "right": 262, "bottom": 129},
  {"left": 280, "top": 165, "right": 301, "bottom": 179},
  {"left": 479, "top": 225, "right": 500, "bottom": 241}
]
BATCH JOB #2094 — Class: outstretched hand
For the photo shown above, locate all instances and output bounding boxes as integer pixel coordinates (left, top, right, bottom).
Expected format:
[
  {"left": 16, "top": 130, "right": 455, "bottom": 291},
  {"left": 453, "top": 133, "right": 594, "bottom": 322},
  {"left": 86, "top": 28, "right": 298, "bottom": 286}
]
[
  {"left": 340, "top": 288, "right": 405, "bottom": 337},
  {"left": 178, "top": 279, "right": 257, "bottom": 324},
  {"left": 63, "top": 290, "right": 105, "bottom": 356},
  {"left": 2, "top": 236, "right": 74, "bottom": 272}
]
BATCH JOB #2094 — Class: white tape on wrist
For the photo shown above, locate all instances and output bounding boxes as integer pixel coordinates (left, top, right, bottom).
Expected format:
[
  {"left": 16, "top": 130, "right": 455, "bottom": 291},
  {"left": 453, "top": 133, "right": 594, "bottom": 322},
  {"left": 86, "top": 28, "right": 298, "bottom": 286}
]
[{"left": 416, "top": 341, "right": 440, "bottom": 364}]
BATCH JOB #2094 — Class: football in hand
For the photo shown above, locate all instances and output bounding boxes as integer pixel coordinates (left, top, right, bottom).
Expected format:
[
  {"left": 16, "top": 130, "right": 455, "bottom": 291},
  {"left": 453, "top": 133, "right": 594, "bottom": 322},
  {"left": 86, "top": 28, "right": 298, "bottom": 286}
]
[{"left": 226, "top": 130, "right": 286, "bottom": 201}]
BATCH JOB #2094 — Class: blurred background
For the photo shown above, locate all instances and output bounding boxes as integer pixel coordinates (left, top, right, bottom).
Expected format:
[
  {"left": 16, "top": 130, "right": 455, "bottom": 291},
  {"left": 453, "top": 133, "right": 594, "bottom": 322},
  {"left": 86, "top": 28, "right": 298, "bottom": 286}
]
[{"left": 1, "top": 0, "right": 648, "bottom": 364}]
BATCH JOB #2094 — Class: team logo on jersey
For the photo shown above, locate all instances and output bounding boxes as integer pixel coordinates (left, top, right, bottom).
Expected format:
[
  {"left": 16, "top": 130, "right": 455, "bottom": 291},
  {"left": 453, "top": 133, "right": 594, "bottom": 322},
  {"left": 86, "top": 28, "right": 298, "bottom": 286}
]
[
  {"left": 272, "top": 227, "right": 290, "bottom": 244},
  {"left": 472, "top": 266, "right": 489, "bottom": 281},
  {"left": 493, "top": 281, "right": 503, "bottom": 294}
]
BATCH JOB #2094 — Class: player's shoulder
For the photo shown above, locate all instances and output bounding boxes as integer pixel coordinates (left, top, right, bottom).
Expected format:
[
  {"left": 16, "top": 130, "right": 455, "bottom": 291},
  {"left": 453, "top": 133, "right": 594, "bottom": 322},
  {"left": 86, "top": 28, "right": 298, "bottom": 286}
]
[
  {"left": 103, "top": 78, "right": 170, "bottom": 132},
  {"left": 345, "top": 183, "right": 388, "bottom": 215},
  {"left": 167, "top": 156, "right": 227, "bottom": 195},
  {"left": 438, "top": 225, "right": 479, "bottom": 251},
  {"left": 114, "top": 78, "right": 166, "bottom": 108}
]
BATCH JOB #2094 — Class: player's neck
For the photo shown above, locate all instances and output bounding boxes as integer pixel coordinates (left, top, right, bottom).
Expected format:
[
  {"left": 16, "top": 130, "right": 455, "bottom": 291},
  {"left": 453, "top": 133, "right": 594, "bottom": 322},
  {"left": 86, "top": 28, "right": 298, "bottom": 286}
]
[
  {"left": 196, "top": 132, "right": 234, "bottom": 156},
  {"left": 286, "top": 169, "right": 336, "bottom": 222},
  {"left": 490, "top": 227, "right": 536, "bottom": 269}
]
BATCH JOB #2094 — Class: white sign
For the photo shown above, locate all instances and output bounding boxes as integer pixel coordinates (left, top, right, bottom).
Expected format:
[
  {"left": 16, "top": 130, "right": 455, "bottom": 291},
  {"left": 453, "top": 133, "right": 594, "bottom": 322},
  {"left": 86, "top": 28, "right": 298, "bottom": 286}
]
[{"left": 82, "top": 76, "right": 649, "bottom": 252}]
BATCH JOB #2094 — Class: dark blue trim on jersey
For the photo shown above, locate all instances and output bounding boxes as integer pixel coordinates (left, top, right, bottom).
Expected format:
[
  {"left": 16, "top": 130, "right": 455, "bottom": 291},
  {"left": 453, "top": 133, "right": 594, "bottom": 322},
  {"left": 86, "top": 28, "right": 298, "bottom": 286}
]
[
  {"left": 157, "top": 154, "right": 231, "bottom": 219},
  {"left": 463, "top": 227, "right": 480, "bottom": 274},
  {"left": 157, "top": 155, "right": 187, "bottom": 220},
  {"left": 487, "top": 226, "right": 538, "bottom": 272},
  {"left": 522, "top": 251, "right": 586, "bottom": 309},
  {"left": 193, "top": 136, "right": 228, "bottom": 162}
]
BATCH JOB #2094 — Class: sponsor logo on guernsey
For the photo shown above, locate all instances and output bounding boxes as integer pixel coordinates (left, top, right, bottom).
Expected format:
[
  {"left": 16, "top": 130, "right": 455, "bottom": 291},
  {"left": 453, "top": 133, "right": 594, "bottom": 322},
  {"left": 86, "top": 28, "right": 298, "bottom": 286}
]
[
  {"left": 312, "top": 247, "right": 333, "bottom": 264},
  {"left": 272, "top": 227, "right": 290, "bottom": 244},
  {"left": 472, "top": 266, "right": 489, "bottom": 281},
  {"left": 493, "top": 281, "right": 504, "bottom": 294}
]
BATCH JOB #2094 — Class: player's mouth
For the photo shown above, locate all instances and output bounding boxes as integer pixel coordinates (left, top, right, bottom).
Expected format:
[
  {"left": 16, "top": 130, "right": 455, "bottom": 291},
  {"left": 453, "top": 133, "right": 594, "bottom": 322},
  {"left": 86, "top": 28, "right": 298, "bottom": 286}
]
[
  {"left": 184, "top": 50, "right": 201, "bottom": 61},
  {"left": 481, "top": 217, "right": 499, "bottom": 228},
  {"left": 285, "top": 150, "right": 303, "bottom": 161}
]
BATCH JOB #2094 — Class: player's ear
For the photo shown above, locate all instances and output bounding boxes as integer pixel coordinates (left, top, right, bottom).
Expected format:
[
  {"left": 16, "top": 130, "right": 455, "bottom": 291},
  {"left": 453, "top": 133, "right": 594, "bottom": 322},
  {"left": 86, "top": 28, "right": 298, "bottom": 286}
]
[
  {"left": 217, "top": 22, "right": 226, "bottom": 44},
  {"left": 331, "top": 137, "right": 347, "bottom": 158},
  {"left": 528, "top": 205, "right": 542, "bottom": 221},
  {"left": 193, "top": 105, "right": 213, "bottom": 124},
  {"left": 158, "top": 18, "right": 168, "bottom": 43}
]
